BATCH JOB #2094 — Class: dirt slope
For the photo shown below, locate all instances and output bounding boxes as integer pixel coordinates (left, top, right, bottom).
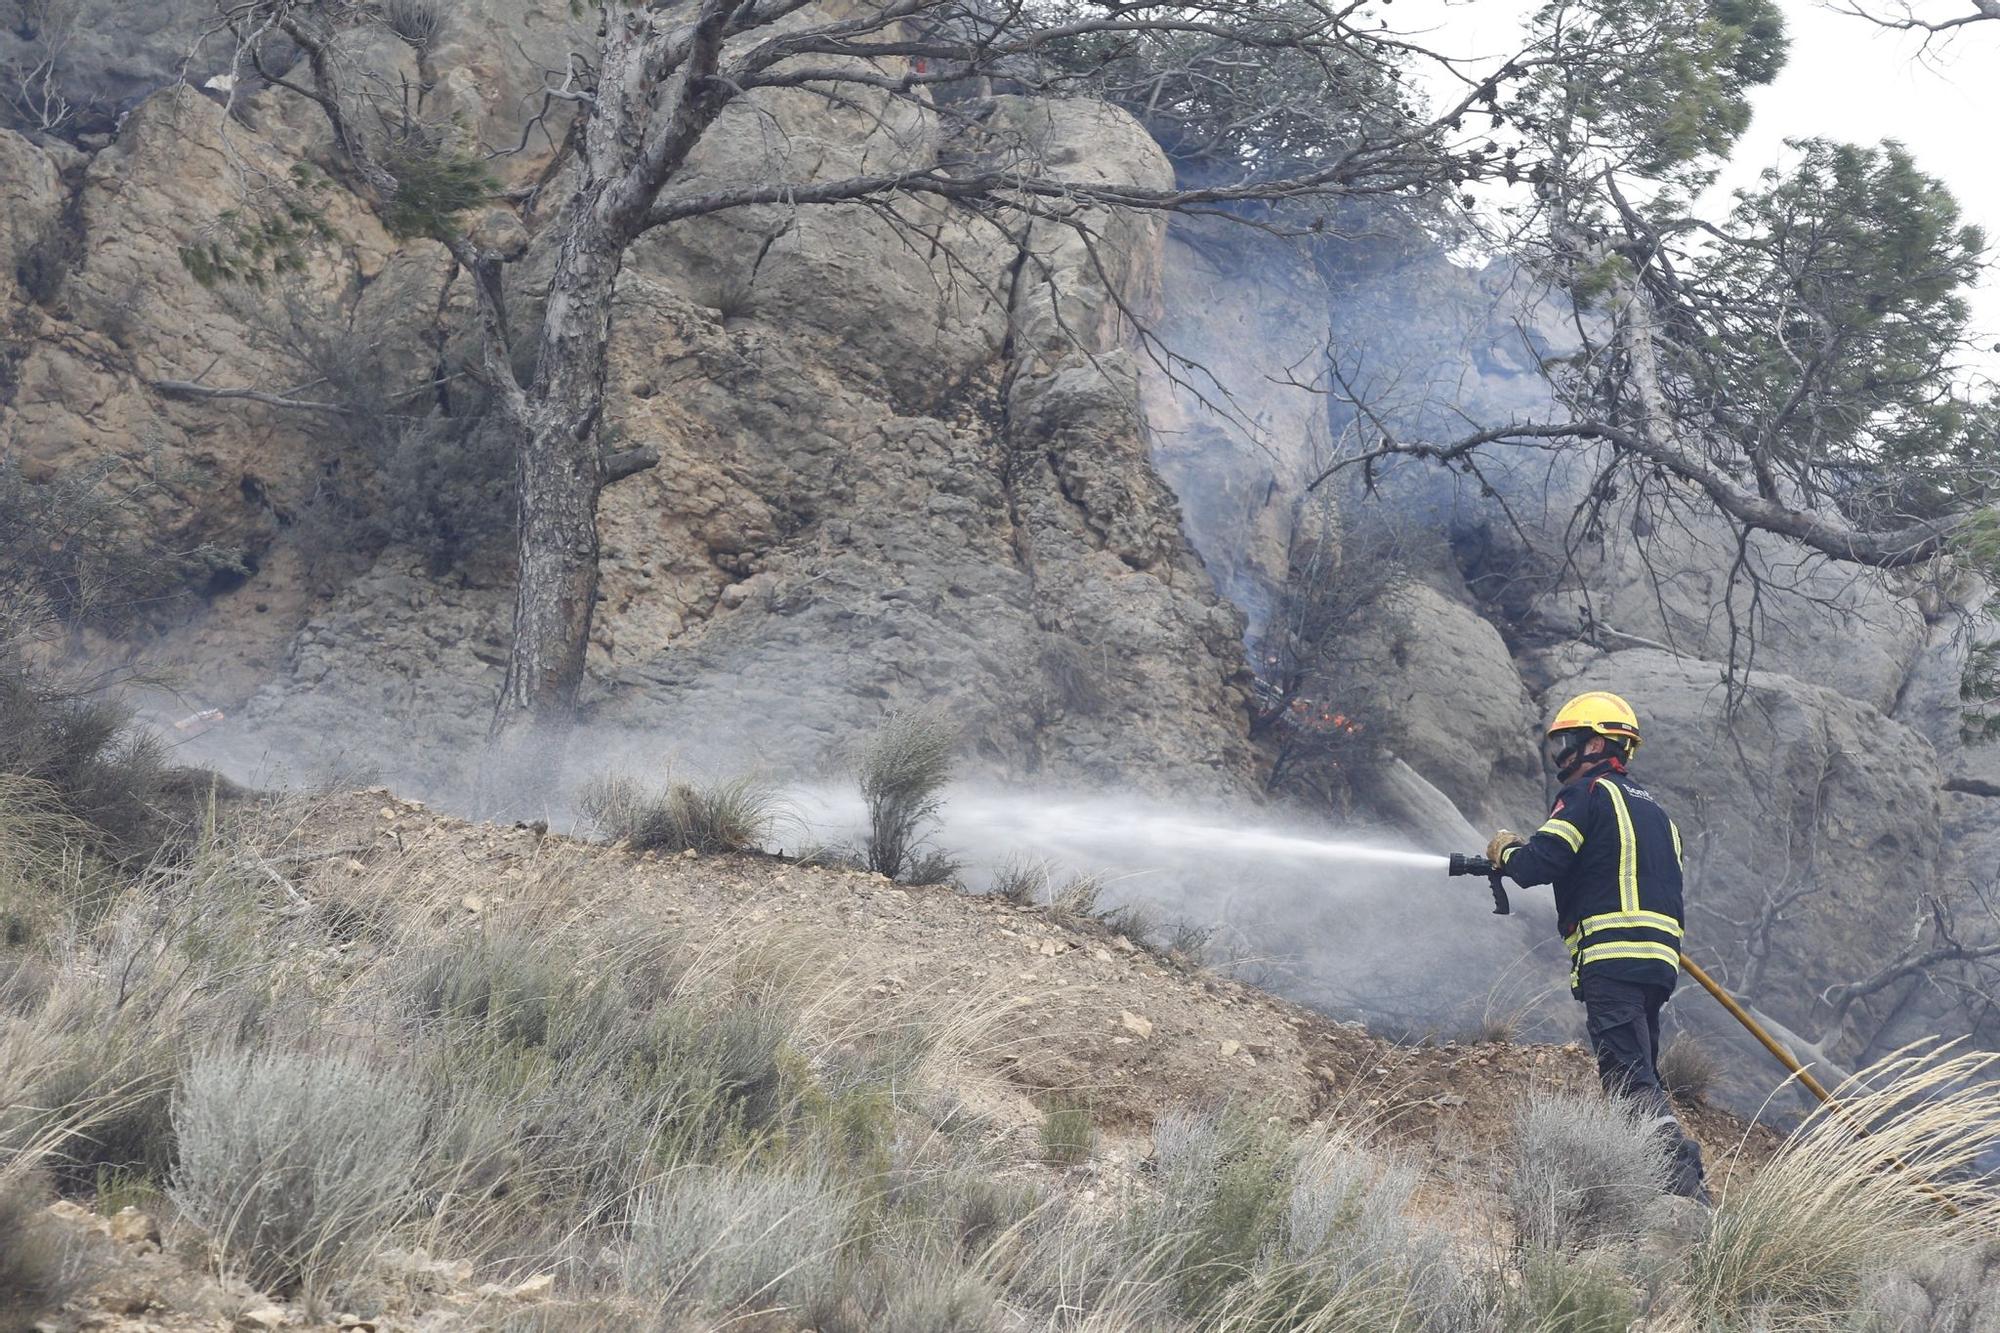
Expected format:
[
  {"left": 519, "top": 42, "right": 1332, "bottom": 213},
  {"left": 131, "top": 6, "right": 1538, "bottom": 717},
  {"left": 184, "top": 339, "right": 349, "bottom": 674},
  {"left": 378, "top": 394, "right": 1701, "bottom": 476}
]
[{"left": 29, "top": 790, "right": 1780, "bottom": 1331}]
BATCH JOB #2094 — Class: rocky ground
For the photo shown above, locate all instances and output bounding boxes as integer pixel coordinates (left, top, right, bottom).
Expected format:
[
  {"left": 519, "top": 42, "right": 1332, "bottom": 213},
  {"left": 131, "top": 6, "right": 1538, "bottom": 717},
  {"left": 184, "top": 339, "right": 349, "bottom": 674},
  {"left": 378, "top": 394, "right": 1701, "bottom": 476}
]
[{"left": 19, "top": 790, "right": 1778, "bottom": 1333}]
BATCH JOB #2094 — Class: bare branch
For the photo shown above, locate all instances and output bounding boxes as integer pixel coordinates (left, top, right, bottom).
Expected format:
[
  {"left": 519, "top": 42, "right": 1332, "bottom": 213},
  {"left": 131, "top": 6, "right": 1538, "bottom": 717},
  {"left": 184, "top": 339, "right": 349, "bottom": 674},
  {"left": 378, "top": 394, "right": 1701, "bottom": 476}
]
[{"left": 151, "top": 378, "right": 349, "bottom": 414}]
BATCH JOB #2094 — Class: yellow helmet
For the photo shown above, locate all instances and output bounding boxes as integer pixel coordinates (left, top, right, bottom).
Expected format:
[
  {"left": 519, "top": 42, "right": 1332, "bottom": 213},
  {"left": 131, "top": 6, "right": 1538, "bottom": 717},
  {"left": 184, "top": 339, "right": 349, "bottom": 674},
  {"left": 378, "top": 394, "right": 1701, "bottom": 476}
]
[{"left": 1546, "top": 691, "right": 1641, "bottom": 754}]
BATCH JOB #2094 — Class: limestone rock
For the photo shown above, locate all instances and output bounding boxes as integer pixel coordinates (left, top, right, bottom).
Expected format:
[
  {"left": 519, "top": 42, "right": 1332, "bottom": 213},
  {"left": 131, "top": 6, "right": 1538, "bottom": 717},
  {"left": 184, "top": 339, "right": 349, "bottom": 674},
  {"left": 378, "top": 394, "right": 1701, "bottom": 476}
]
[
  {"left": 1141, "top": 215, "right": 1334, "bottom": 637},
  {"left": 1349, "top": 581, "right": 1542, "bottom": 829},
  {"left": 0, "top": 128, "right": 64, "bottom": 309}
]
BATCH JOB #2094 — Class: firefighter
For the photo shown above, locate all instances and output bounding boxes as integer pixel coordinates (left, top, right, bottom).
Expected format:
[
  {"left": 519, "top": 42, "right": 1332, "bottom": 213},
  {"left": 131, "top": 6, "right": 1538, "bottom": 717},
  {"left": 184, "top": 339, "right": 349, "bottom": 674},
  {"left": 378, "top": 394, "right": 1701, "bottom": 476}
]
[{"left": 1486, "top": 691, "right": 1709, "bottom": 1202}]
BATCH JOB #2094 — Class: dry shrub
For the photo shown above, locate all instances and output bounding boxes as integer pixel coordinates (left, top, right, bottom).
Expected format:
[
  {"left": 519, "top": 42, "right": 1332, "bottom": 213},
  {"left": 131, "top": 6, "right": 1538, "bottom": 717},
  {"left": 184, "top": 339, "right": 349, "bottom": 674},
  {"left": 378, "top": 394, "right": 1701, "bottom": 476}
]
[
  {"left": 990, "top": 857, "right": 1047, "bottom": 905},
  {"left": 578, "top": 773, "right": 778, "bottom": 855},
  {"left": 1658, "top": 1031, "right": 1719, "bottom": 1106},
  {"left": 622, "top": 1167, "right": 852, "bottom": 1316},
  {"left": 170, "top": 1048, "right": 425, "bottom": 1297},
  {"left": 0, "top": 648, "right": 174, "bottom": 864},
  {"left": 1677, "top": 1043, "right": 2000, "bottom": 1327},
  {"left": 1048, "top": 871, "right": 1106, "bottom": 927},
  {"left": 1506, "top": 1091, "right": 1668, "bottom": 1252}
]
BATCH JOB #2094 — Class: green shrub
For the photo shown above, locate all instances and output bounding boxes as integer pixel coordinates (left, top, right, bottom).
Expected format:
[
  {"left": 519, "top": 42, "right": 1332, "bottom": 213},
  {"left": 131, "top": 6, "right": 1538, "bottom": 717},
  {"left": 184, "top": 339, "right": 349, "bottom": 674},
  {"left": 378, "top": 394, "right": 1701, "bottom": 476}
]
[
  {"left": 1144, "top": 1105, "right": 1294, "bottom": 1315},
  {"left": 858, "top": 710, "right": 957, "bottom": 881},
  {"left": 1510, "top": 1249, "right": 1638, "bottom": 1333},
  {"left": 380, "top": 139, "right": 497, "bottom": 241},
  {"left": 170, "top": 1048, "right": 425, "bottom": 1296},
  {"left": 406, "top": 931, "right": 577, "bottom": 1050},
  {"left": 1039, "top": 1100, "right": 1095, "bottom": 1167}
]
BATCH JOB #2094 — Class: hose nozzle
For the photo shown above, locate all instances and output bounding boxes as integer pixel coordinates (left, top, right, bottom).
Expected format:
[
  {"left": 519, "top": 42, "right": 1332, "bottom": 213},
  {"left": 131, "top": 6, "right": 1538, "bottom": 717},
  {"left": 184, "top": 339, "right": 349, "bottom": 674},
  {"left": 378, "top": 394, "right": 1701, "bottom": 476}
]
[{"left": 1446, "top": 852, "right": 1509, "bottom": 915}]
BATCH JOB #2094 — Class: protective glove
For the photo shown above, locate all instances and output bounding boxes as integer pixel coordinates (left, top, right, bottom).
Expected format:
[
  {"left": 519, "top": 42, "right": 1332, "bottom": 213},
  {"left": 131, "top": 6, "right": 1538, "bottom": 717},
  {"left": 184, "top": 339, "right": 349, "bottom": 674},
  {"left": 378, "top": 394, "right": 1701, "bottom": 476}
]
[{"left": 1486, "top": 829, "right": 1525, "bottom": 864}]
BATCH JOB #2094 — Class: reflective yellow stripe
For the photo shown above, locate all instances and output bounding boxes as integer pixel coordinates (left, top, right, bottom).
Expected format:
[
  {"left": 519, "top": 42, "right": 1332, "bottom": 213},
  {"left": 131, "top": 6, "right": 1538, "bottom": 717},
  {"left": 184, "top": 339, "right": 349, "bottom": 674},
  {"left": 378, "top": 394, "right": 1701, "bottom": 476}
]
[
  {"left": 1579, "top": 910, "right": 1683, "bottom": 937},
  {"left": 1539, "top": 818, "right": 1584, "bottom": 852},
  {"left": 1671, "top": 821, "right": 1683, "bottom": 868},
  {"left": 1579, "top": 942, "right": 1682, "bottom": 969},
  {"left": 1599, "top": 779, "right": 1640, "bottom": 914}
]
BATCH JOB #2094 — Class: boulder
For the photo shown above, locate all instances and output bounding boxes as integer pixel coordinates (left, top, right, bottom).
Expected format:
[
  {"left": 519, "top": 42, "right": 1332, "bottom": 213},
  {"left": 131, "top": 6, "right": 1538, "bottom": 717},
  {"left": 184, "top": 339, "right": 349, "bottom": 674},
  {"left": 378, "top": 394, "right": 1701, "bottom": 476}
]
[
  {"left": 1350, "top": 581, "right": 1542, "bottom": 830},
  {"left": 0, "top": 128, "right": 64, "bottom": 309},
  {"left": 0, "top": 0, "right": 226, "bottom": 136}
]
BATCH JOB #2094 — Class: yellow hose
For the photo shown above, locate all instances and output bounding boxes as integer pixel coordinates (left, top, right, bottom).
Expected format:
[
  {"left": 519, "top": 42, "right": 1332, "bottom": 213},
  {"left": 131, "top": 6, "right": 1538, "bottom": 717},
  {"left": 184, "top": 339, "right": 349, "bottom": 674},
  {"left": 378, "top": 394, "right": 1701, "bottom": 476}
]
[{"left": 1678, "top": 953, "right": 1837, "bottom": 1107}]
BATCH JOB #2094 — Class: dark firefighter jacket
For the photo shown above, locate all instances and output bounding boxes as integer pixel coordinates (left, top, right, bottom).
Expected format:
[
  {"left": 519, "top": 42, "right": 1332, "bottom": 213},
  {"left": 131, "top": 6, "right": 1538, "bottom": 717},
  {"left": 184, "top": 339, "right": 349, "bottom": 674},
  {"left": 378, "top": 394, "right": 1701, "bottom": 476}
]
[{"left": 1498, "top": 769, "right": 1685, "bottom": 996}]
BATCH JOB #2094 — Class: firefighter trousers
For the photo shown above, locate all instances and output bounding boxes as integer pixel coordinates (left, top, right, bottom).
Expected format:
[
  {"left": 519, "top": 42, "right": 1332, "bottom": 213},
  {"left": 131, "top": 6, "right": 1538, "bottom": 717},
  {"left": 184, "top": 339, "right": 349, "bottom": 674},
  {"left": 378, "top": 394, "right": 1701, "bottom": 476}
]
[{"left": 1578, "top": 971, "right": 1709, "bottom": 1202}]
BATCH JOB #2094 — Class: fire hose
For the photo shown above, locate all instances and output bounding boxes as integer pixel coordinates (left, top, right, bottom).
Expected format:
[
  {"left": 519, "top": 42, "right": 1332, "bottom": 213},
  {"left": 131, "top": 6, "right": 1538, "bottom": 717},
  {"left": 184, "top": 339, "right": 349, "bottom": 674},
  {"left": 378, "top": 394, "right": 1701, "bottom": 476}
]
[{"left": 1447, "top": 852, "right": 1956, "bottom": 1214}]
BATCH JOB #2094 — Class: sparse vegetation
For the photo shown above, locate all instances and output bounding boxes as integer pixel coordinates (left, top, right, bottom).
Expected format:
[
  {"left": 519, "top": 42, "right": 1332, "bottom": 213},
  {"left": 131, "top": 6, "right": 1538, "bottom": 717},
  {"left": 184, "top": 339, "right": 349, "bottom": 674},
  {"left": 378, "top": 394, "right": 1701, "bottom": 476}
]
[
  {"left": 1163, "top": 918, "right": 1212, "bottom": 967},
  {"left": 578, "top": 772, "right": 780, "bottom": 854},
  {"left": 0, "top": 1169, "right": 96, "bottom": 1329},
  {"left": 990, "top": 856, "right": 1047, "bottom": 906},
  {"left": 1658, "top": 1031, "right": 1720, "bottom": 1106},
  {"left": 380, "top": 0, "right": 445, "bottom": 49},
  {"left": 2, "top": 788, "right": 1998, "bottom": 1330},
  {"left": 858, "top": 710, "right": 957, "bottom": 882},
  {"left": 1039, "top": 1099, "right": 1095, "bottom": 1166},
  {"left": 1049, "top": 870, "right": 1108, "bottom": 928}
]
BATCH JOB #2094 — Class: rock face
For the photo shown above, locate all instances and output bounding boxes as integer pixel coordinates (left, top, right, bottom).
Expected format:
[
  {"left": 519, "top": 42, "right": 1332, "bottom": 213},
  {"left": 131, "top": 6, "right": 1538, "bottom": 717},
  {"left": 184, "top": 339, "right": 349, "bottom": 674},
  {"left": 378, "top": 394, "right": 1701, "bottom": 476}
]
[
  {"left": 1139, "top": 213, "right": 1336, "bottom": 634},
  {"left": 120, "top": 65, "right": 1260, "bottom": 796},
  {"left": 1348, "top": 581, "right": 1542, "bottom": 832}
]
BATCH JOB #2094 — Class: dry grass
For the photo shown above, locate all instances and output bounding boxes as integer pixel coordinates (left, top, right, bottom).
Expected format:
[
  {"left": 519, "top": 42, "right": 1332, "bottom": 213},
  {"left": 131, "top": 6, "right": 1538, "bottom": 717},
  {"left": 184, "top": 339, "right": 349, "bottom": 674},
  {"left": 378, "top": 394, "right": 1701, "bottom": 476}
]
[
  {"left": 1658, "top": 1030, "right": 1720, "bottom": 1106},
  {"left": 1672, "top": 1043, "right": 2000, "bottom": 1328},
  {"left": 577, "top": 772, "right": 780, "bottom": 854}
]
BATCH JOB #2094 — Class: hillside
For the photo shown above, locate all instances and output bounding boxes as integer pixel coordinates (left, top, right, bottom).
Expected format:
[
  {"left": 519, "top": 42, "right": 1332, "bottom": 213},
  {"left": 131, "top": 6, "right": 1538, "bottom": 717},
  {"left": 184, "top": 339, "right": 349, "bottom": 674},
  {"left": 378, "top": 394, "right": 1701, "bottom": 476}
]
[{"left": 4, "top": 788, "right": 1815, "bottom": 1332}]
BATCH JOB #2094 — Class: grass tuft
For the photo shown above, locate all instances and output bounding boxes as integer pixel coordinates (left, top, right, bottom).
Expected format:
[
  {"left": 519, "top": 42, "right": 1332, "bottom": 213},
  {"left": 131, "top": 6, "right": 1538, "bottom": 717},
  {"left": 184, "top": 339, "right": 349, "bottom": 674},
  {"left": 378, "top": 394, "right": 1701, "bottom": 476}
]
[
  {"left": 578, "top": 773, "right": 779, "bottom": 855},
  {"left": 1658, "top": 1030, "right": 1720, "bottom": 1106},
  {"left": 1039, "top": 1100, "right": 1096, "bottom": 1167},
  {"left": 1676, "top": 1043, "right": 2000, "bottom": 1327},
  {"left": 858, "top": 710, "right": 957, "bottom": 882}
]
